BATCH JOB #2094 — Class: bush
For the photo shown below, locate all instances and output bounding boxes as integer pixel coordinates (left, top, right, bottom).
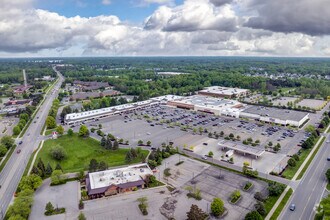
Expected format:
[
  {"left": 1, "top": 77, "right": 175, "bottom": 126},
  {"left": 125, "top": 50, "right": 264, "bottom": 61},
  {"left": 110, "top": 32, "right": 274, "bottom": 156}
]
[
  {"left": 245, "top": 210, "right": 263, "bottom": 220},
  {"left": 50, "top": 146, "right": 67, "bottom": 161},
  {"left": 243, "top": 181, "right": 253, "bottom": 191},
  {"left": 211, "top": 197, "right": 225, "bottom": 217},
  {"left": 254, "top": 192, "right": 265, "bottom": 202},
  {"left": 292, "top": 154, "right": 300, "bottom": 161},
  {"left": 230, "top": 190, "right": 241, "bottom": 203},
  {"left": 288, "top": 158, "right": 296, "bottom": 167},
  {"left": 268, "top": 182, "right": 285, "bottom": 196},
  {"left": 254, "top": 201, "right": 266, "bottom": 216}
]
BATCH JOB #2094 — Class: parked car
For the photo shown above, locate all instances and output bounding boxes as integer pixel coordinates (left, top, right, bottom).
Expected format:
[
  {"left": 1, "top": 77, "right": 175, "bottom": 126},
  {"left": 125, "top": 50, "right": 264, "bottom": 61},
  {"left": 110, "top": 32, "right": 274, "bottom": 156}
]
[
  {"left": 18, "top": 141, "right": 23, "bottom": 145},
  {"left": 327, "top": 157, "right": 330, "bottom": 161},
  {"left": 17, "top": 149, "right": 21, "bottom": 154}
]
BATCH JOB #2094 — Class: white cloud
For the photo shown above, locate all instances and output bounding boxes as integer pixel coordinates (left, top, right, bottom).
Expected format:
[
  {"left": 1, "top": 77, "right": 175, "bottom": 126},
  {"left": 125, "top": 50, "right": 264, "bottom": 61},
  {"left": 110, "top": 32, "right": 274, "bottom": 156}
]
[
  {"left": 0, "top": 0, "right": 329, "bottom": 57},
  {"left": 101, "top": 0, "right": 111, "bottom": 5}
]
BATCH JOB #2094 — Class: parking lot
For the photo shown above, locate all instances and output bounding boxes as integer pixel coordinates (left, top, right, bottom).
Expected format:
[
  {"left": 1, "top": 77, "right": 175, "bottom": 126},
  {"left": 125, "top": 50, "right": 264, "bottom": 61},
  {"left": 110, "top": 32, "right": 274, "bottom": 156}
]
[
  {"left": 65, "top": 104, "right": 314, "bottom": 174},
  {"left": 160, "top": 155, "right": 268, "bottom": 220},
  {"left": 298, "top": 99, "right": 326, "bottom": 109},
  {"left": 0, "top": 116, "right": 18, "bottom": 138}
]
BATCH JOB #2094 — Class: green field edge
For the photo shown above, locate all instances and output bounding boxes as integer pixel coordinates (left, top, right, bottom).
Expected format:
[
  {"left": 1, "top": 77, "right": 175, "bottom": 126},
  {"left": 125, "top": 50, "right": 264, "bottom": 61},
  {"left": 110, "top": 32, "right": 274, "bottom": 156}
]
[{"left": 269, "top": 188, "right": 293, "bottom": 220}]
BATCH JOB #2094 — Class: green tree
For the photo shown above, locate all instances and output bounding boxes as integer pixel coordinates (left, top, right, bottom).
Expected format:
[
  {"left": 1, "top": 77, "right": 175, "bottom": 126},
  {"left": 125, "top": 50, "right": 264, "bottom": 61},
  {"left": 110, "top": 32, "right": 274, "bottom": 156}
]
[
  {"left": 45, "top": 202, "right": 54, "bottom": 215},
  {"left": 79, "top": 125, "right": 89, "bottom": 137},
  {"left": 51, "top": 170, "right": 64, "bottom": 185},
  {"left": 146, "top": 140, "right": 151, "bottom": 146},
  {"left": 0, "top": 145, "right": 8, "bottom": 157},
  {"left": 56, "top": 125, "right": 64, "bottom": 135},
  {"left": 1, "top": 135, "right": 15, "bottom": 149},
  {"left": 89, "top": 159, "right": 99, "bottom": 172},
  {"left": 326, "top": 169, "right": 330, "bottom": 182},
  {"left": 255, "top": 201, "right": 266, "bottom": 216},
  {"left": 50, "top": 146, "right": 67, "bottom": 161},
  {"left": 210, "top": 197, "right": 225, "bottom": 217},
  {"left": 113, "top": 140, "right": 119, "bottom": 150},
  {"left": 55, "top": 163, "right": 63, "bottom": 171},
  {"left": 37, "top": 158, "right": 46, "bottom": 177},
  {"left": 98, "top": 161, "right": 108, "bottom": 171},
  {"left": 186, "top": 204, "right": 208, "bottom": 220},
  {"left": 78, "top": 212, "right": 86, "bottom": 220},
  {"left": 125, "top": 150, "right": 133, "bottom": 163},
  {"left": 100, "top": 136, "right": 106, "bottom": 147},
  {"left": 46, "top": 116, "right": 57, "bottom": 129},
  {"left": 288, "top": 158, "right": 296, "bottom": 167},
  {"left": 18, "top": 174, "right": 42, "bottom": 191},
  {"left": 67, "top": 128, "right": 74, "bottom": 136},
  {"left": 45, "top": 162, "right": 53, "bottom": 176},
  {"left": 13, "top": 125, "right": 21, "bottom": 135},
  {"left": 208, "top": 151, "right": 214, "bottom": 157},
  {"left": 268, "top": 182, "right": 285, "bottom": 196},
  {"left": 245, "top": 211, "right": 263, "bottom": 220}
]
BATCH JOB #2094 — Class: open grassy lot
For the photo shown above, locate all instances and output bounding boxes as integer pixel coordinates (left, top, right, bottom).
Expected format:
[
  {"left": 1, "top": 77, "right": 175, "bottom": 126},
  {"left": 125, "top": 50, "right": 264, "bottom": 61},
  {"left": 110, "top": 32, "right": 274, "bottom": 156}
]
[{"left": 34, "top": 134, "right": 149, "bottom": 173}]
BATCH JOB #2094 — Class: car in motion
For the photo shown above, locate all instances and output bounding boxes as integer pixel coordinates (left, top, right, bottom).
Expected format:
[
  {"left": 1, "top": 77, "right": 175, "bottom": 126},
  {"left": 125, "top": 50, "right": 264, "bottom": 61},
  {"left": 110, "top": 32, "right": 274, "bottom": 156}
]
[
  {"left": 289, "top": 203, "right": 296, "bottom": 211},
  {"left": 18, "top": 141, "right": 23, "bottom": 145},
  {"left": 16, "top": 149, "right": 21, "bottom": 154}
]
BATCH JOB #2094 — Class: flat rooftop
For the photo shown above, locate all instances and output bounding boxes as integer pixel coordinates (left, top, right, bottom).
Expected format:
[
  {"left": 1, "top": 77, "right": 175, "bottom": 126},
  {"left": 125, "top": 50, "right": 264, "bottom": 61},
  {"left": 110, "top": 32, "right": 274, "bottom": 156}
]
[
  {"left": 172, "top": 95, "right": 242, "bottom": 108},
  {"left": 242, "top": 106, "right": 309, "bottom": 122},
  {"left": 88, "top": 163, "right": 153, "bottom": 190},
  {"left": 150, "top": 95, "right": 183, "bottom": 102},
  {"left": 65, "top": 99, "right": 157, "bottom": 121},
  {"left": 218, "top": 141, "right": 265, "bottom": 157},
  {"left": 199, "top": 86, "right": 249, "bottom": 96}
]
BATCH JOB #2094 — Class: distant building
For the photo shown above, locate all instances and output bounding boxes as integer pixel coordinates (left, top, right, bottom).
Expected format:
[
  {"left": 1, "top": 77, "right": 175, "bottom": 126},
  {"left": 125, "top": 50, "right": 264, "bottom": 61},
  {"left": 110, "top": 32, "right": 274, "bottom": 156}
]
[
  {"left": 13, "top": 85, "right": 32, "bottom": 95},
  {"left": 86, "top": 163, "right": 153, "bottom": 199},
  {"left": 198, "top": 86, "right": 250, "bottom": 99},
  {"left": 70, "top": 90, "right": 121, "bottom": 101},
  {"left": 240, "top": 106, "right": 309, "bottom": 127},
  {"left": 157, "top": 72, "right": 189, "bottom": 76},
  {"left": 4, "top": 99, "right": 31, "bottom": 106},
  {"left": 73, "top": 80, "right": 110, "bottom": 91},
  {"left": 34, "top": 75, "right": 55, "bottom": 81},
  {"left": 167, "top": 95, "right": 244, "bottom": 117}
]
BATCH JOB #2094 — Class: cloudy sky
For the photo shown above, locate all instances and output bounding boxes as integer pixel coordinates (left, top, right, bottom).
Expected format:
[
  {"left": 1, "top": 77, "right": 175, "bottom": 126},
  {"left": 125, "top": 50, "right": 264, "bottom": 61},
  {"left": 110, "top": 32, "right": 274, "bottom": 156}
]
[{"left": 0, "top": 0, "right": 330, "bottom": 57}]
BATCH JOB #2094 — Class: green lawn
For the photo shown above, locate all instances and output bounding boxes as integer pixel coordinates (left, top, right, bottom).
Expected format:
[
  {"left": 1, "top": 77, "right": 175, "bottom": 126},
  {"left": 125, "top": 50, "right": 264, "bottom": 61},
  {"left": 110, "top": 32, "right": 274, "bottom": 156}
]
[
  {"left": 264, "top": 195, "right": 281, "bottom": 215},
  {"left": 34, "top": 134, "right": 149, "bottom": 173},
  {"left": 297, "top": 137, "right": 325, "bottom": 180},
  {"left": 282, "top": 137, "right": 322, "bottom": 180},
  {"left": 270, "top": 188, "right": 293, "bottom": 220}
]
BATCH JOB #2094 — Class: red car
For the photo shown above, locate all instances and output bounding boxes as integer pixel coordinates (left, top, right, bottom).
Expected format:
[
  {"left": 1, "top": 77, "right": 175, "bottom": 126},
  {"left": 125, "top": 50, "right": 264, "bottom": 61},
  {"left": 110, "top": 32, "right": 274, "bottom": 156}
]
[{"left": 16, "top": 149, "right": 21, "bottom": 154}]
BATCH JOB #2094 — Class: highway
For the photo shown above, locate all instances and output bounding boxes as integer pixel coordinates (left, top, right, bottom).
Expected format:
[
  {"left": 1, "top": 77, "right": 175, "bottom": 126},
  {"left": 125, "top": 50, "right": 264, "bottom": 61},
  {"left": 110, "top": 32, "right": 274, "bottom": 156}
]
[
  {"left": 0, "top": 66, "right": 64, "bottom": 219},
  {"left": 280, "top": 134, "right": 330, "bottom": 220}
]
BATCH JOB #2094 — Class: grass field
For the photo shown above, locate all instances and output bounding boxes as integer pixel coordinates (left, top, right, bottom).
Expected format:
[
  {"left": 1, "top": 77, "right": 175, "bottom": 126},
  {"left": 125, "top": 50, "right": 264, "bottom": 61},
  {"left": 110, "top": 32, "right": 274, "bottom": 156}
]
[{"left": 34, "top": 134, "right": 149, "bottom": 173}]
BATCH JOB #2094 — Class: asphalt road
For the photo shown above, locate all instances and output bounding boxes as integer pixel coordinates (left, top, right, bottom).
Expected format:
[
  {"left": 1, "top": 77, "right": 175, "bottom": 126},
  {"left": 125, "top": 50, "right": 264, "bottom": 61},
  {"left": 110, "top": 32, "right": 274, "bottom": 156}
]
[
  {"left": 280, "top": 134, "right": 330, "bottom": 220},
  {"left": 0, "top": 66, "right": 64, "bottom": 219}
]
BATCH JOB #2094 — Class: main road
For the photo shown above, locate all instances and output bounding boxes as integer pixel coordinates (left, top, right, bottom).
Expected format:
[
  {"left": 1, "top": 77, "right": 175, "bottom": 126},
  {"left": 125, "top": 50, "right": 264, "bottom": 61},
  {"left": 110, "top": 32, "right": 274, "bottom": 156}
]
[
  {"left": 280, "top": 133, "right": 330, "bottom": 220},
  {"left": 0, "top": 66, "right": 64, "bottom": 219}
]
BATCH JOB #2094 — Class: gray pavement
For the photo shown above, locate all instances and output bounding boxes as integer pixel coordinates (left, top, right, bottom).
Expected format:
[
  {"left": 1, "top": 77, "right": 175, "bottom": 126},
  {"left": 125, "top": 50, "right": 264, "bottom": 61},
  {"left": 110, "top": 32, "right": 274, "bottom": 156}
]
[
  {"left": 280, "top": 134, "right": 330, "bottom": 220},
  {"left": 0, "top": 66, "right": 64, "bottom": 218},
  {"left": 29, "top": 178, "right": 80, "bottom": 220}
]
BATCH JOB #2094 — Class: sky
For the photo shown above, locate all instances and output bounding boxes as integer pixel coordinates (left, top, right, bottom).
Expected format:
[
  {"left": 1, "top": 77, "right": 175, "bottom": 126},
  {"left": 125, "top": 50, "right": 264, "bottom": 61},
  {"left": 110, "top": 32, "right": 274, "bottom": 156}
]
[{"left": 0, "top": 0, "right": 330, "bottom": 57}]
